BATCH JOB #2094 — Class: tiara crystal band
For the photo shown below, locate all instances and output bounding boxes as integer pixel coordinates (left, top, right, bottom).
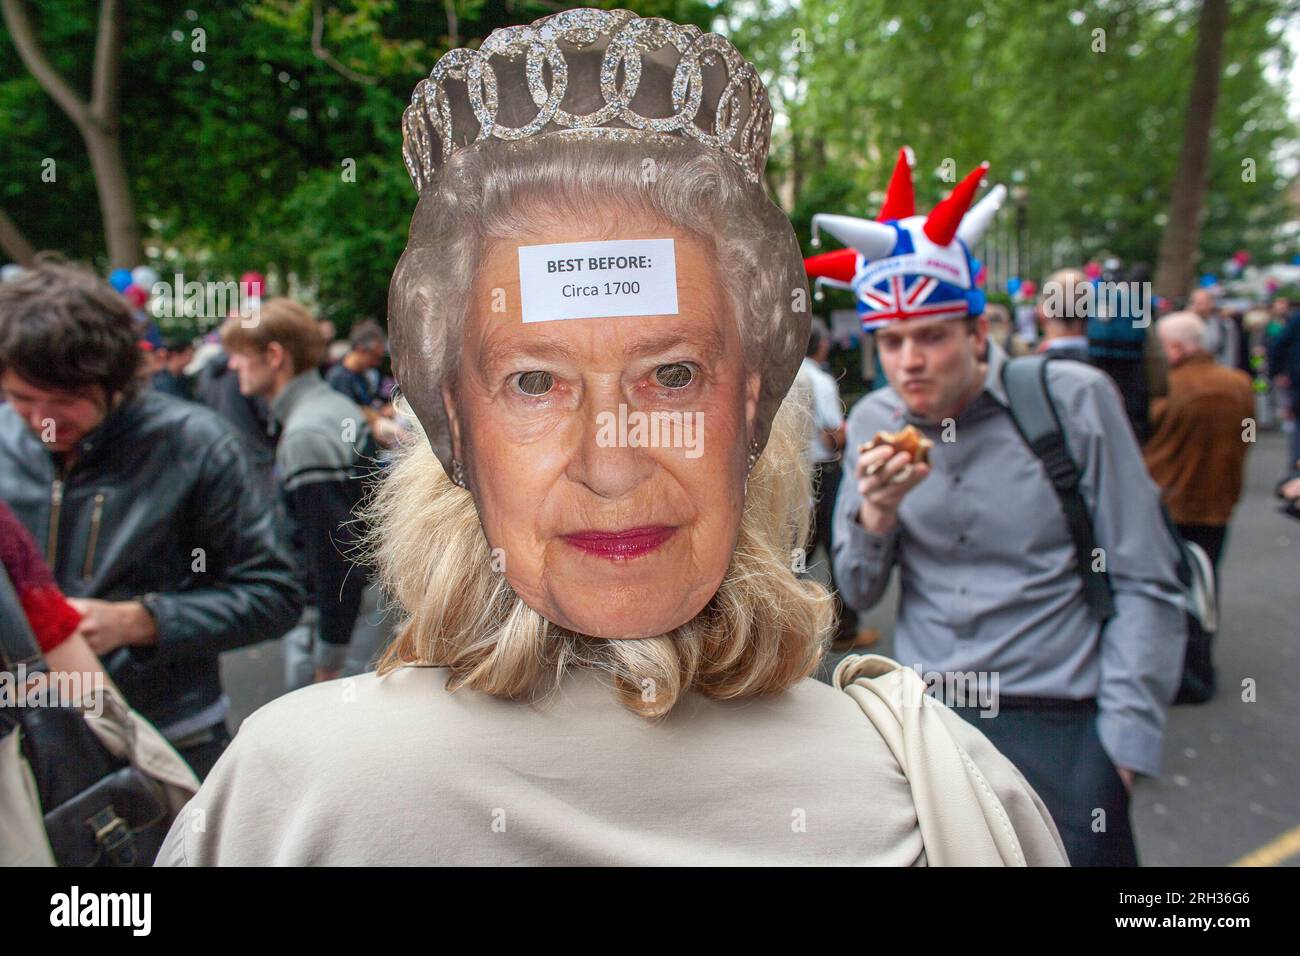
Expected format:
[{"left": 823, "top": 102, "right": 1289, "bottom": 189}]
[{"left": 401, "top": 8, "right": 774, "bottom": 191}]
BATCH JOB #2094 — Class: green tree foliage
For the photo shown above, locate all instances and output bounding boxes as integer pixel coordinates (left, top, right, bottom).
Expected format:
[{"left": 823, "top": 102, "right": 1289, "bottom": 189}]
[
  {"left": 0, "top": 0, "right": 713, "bottom": 333},
  {"left": 2, "top": 0, "right": 1294, "bottom": 334},
  {"left": 728, "top": 0, "right": 1297, "bottom": 284}
]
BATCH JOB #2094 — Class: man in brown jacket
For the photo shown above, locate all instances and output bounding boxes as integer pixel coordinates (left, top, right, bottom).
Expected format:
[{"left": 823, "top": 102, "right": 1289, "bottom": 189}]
[{"left": 1145, "top": 311, "right": 1256, "bottom": 570}]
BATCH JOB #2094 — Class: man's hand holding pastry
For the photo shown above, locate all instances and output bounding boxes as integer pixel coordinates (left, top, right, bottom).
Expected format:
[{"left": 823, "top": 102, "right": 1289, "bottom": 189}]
[{"left": 855, "top": 426, "right": 933, "bottom": 535}]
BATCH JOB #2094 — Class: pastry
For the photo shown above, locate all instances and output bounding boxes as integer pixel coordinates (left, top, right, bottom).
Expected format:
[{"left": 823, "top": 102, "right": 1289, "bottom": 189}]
[{"left": 860, "top": 424, "right": 932, "bottom": 465}]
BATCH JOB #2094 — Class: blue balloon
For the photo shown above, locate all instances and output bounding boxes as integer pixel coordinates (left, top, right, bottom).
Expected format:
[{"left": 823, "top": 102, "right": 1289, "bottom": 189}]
[
  {"left": 109, "top": 268, "right": 133, "bottom": 292},
  {"left": 1199, "top": 273, "right": 1218, "bottom": 287},
  {"left": 1007, "top": 277, "right": 1022, "bottom": 295},
  {"left": 1291, "top": 253, "right": 1300, "bottom": 266}
]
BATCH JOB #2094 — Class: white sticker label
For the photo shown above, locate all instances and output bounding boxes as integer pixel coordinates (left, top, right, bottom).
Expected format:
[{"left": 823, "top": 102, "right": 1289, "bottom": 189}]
[{"left": 517, "top": 238, "right": 678, "bottom": 324}]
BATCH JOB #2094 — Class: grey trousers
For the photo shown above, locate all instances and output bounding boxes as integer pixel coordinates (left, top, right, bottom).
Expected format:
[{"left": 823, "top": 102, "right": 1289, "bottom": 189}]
[{"left": 283, "top": 580, "right": 397, "bottom": 691}]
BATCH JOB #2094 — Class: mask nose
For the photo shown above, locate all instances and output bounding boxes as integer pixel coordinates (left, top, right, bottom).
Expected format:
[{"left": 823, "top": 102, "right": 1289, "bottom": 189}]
[{"left": 564, "top": 381, "right": 655, "bottom": 501}]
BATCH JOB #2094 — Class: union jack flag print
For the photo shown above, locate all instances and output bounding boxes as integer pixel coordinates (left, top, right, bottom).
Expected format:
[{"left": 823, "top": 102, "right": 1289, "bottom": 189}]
[{"left": 857, "top": 275, "right": 971, "bottom": 330}]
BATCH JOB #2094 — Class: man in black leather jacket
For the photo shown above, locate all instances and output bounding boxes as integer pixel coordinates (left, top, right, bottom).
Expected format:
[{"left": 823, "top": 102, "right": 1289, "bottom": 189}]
[{"left": 0, "top": 260, "right": 303, "bottom": 777}]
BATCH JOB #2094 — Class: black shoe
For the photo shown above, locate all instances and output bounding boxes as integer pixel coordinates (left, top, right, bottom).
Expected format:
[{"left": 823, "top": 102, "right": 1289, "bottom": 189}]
[{"left": 1174, "top": 673, "right": 1216, "bottom": 705}]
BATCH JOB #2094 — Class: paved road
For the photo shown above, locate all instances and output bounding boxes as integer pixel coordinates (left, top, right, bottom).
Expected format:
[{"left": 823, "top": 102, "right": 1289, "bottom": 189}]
[
  {"left": 220, "top": 432, "right": 1300, "bottom": 866},
  {"left": 1129, "top": 431, "right": 1299, "bottom": 866}
]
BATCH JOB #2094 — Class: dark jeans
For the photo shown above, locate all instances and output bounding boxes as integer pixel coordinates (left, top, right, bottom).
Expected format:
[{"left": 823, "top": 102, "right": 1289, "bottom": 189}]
[
  {"left": 1177, "top": 523, "right": 1226, "bottom": 570},
  {"left": 1092, "top": 357, "right": 1149, "bottom": 445},
  {"left": 812, "top": 459, "right": 859, "bottom": 640},
  {"left": 952, "top": 698, "right": 1138, "bottom": 867},
  {"left": 173, "top": 722, "right": 232, "bottom": 781}
]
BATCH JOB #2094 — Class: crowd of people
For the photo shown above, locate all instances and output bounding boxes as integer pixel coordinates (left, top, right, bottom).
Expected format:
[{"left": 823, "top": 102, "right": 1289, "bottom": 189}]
[
  {"left": 2, "top": 6, "right": 1298, "bottom": 869},
  {"left": 2, "top": 250, "right": 1297, "bottom": 867},
  {"left": 801, "top": 262, "right": 1300, "bottom": 864},
  {"left": 0, "top": 258, "right": 405, "bottom": 779},
  {"left": 3, "top": 250, "right": 1298, "bottom": 861}
]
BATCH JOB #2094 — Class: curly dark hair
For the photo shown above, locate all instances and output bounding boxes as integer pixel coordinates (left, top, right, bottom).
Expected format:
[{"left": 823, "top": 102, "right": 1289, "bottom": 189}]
[{"left": 0, "top": 255, "right": 142, "bottom": 402}]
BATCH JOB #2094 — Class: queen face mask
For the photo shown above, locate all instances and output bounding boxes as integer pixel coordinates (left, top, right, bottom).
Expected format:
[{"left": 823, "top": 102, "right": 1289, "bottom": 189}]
[
  {"left": 444, "top": 223, "right": 759, "bottom": 639},
  {"left": 388, "top": 9, "right": 809, "bottom": 639}
]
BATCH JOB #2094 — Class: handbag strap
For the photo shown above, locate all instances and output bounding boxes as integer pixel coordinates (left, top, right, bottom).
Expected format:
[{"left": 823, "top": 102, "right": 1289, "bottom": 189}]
[{"left": 833, "top": 653, "right": 1028, "bottom": 866}]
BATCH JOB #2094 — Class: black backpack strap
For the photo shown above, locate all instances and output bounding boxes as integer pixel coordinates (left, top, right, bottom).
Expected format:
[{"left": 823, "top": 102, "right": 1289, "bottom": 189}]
[{"left": 1000, "top": 355, "right": 1117, "bottom": 622}]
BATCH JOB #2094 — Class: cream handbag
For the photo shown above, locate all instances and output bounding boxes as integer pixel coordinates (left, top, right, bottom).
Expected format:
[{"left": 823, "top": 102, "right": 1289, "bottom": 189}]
[{"left": 834, "top": 653, "right": 1068, "bottom": 866}]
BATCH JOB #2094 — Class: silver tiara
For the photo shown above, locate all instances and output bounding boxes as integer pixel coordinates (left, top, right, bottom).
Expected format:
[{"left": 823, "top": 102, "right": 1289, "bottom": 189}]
[{"left": 401, "top": 7, "right": 774, "bottom": 192}]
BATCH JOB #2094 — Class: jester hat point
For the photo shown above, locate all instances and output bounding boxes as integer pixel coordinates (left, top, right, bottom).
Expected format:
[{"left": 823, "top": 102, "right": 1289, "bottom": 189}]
[{"left": 805, "top": 148, "right": 1006, "bottom": 330}]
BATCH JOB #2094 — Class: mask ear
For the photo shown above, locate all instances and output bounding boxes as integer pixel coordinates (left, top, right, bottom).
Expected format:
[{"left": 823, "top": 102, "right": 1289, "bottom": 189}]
[
  {"left": 442, "top": 382, "right": 462, "bottom": 461},
  {"left": 744, "top": 371, "right": 761, "bottom": 443}
]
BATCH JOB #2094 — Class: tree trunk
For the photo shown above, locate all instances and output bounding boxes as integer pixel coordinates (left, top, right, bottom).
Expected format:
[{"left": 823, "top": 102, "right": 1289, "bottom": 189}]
[
  {"left": 84, "top": 123, "right": 141, "bottom": 268},
  {"left": 0, "top": 207, "right": 36, "bottom": 264},
  {"left": 1, "top": 0, "right": 142, "bottom": 267},
  {"left": 1153, "top": 0, "right": 1229, "bottom": 302},
  {"left": 789, "top": 127, "right": 805, "bottom": 211}
]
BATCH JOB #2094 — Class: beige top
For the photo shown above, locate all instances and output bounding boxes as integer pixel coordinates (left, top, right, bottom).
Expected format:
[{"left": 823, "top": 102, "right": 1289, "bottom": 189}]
[{"left": 155, "top": 665, "right": 1064, "bottom": 866}]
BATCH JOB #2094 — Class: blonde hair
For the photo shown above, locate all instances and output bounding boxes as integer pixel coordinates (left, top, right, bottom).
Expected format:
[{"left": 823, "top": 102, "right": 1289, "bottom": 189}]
[{"left": 366, "top": 388, "right": 833, "bottom": 718}]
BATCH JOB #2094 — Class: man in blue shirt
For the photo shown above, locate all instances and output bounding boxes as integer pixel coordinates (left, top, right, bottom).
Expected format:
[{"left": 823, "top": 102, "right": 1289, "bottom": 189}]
[
  {"left": 326, "top": 319, "right": 405, "bottom": 449},
  {"left": 325, "top": 320, "right": 385, "bottom": 409}
]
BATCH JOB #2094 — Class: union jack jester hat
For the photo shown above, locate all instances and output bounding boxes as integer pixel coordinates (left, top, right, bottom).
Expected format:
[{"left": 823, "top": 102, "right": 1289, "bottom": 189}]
[{"left": 804, "top": 148, "right": 1005, "bottom": 331}]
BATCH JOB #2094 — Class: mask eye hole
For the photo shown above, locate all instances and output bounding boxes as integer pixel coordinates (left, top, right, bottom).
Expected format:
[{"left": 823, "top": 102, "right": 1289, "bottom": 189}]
[
  {"left": 655, "top": 363, "right": 694, "bottom": 389},
  {"left": 515, "top": 370, "right": 553, "bottom": 396}
]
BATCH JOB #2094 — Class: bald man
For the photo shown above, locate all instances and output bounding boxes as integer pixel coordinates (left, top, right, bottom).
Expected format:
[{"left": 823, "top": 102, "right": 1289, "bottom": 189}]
[
  {"left": 1190, "top": 288, "right": 1241, "bottom": 370},
  {"left": 1144, "top": 311, "right": 1255, "bottom": 701},
  {"left": 1038, "top": 269, "right": 1090, "bottom": 362}
]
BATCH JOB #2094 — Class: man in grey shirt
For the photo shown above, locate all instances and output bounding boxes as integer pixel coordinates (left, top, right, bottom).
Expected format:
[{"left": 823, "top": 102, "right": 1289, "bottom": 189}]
[{"left": 833, "top": 312, "right": 1186, "bottom": 866}]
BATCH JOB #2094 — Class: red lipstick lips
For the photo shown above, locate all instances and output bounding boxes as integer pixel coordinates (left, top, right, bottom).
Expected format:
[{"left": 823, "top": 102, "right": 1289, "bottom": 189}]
[{"left": 563, "top": 526, "right": 676, "bottom": 560}]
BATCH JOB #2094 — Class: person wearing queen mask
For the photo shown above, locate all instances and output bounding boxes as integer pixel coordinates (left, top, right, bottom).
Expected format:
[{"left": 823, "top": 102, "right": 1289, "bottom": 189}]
[{"left": 156, "top": 9, "right": 1065, "bottom": 867}]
